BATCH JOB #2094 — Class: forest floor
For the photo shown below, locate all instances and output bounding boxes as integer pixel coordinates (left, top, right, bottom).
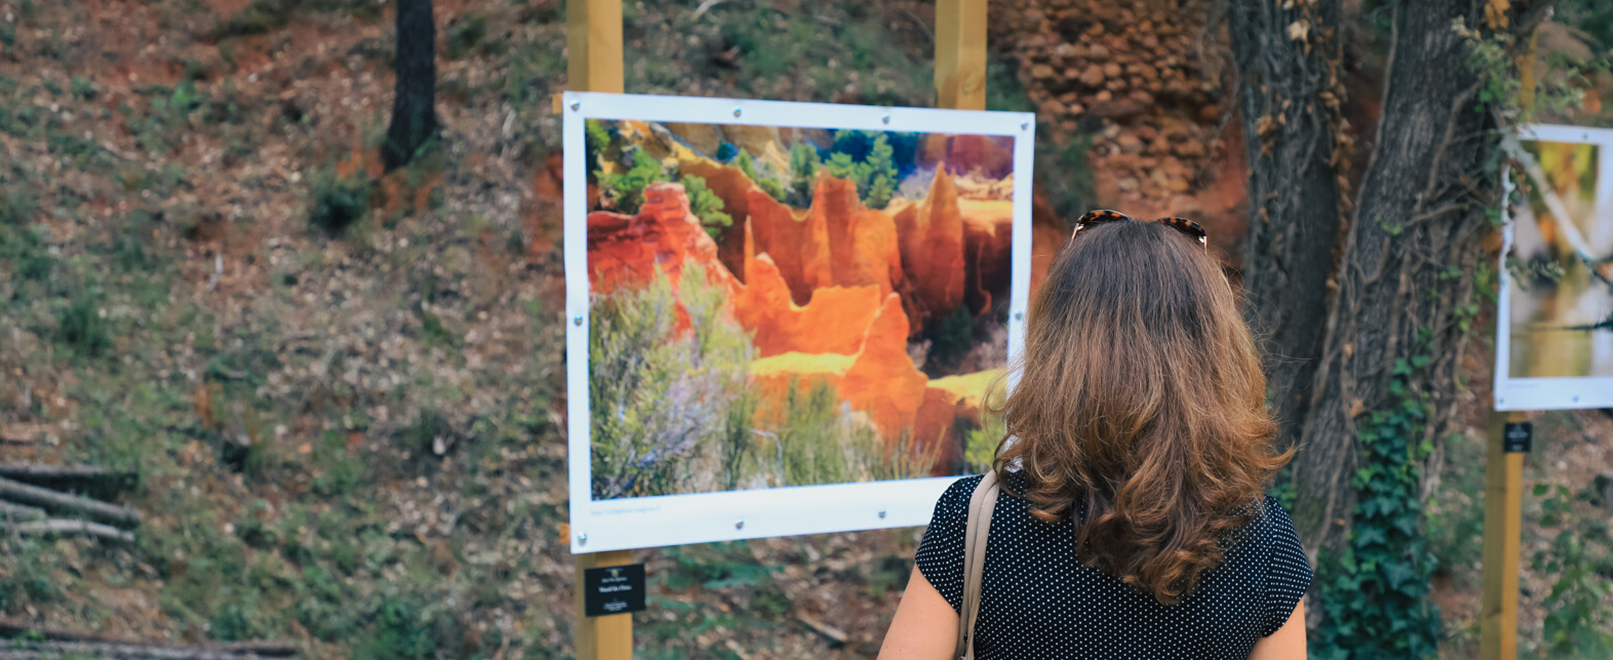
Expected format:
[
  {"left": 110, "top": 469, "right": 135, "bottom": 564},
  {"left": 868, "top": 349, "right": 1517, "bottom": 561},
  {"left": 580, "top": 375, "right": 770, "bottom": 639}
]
[{"left": 0, "top": 0, "right": 1610, "bottom": 658}]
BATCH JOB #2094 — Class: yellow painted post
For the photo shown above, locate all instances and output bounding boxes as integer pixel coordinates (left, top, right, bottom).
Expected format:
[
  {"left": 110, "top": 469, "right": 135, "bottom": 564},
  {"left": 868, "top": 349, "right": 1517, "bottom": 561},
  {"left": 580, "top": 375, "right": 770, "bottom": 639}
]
[
  {"left": 1481, "top": 410, "right": 1526, "bottom": 660},
  {"left": 565, "top": 0, "right": 626, "bottom": 653},
  {"left": 934, "top": 0, "right": 988, "bottom": 110},
  {"left": 567, "top": 0, "right": 624, "bottom": 93},
  {"left": 1516, "top": 29, "right": 1540, "bottom": 121},
  {"left": 574, "top": 548, "right": 635, "bottom": 660}
]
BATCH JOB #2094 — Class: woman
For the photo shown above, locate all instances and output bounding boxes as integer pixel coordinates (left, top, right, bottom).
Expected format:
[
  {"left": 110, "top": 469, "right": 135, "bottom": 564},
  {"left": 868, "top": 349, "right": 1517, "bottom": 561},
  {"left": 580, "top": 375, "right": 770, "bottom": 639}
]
[{"left": 880, "top": 211, "right": 1311, "bottom": 660}]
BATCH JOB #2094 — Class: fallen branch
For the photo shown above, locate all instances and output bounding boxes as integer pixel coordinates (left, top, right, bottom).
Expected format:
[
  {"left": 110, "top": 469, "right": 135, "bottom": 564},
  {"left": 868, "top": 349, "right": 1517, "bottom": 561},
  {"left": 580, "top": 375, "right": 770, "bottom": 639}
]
[
  {"left": 690, "top": 0, "right": 727, "bottom": 20},
  {"left": 0, "top": 476, "right": 142, "bottom": 527},
  {"left": 796, "top": 615, "right": 848, "bottom": 647},
  {"left": 0, "top": 641, "right": 281, "bottom": 659},
  {"left": 2, "top": 518, "right": 135, "bottom": 542},
  {"left": 0, "top": 620, "right": 296, "bottom": 657},
  {"left": 0, "top": 500, "right": 46, "bottom": 522}
]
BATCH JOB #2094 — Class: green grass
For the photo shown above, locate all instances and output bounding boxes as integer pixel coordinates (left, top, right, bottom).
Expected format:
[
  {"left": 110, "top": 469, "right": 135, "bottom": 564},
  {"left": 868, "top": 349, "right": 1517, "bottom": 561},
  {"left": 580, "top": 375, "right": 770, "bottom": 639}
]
[
  {"left": 0, "top": 537, "right": 64, "bottom": 613},
  {"left": 55, "top": 289, "right": 112, "bottom": 358},
  {"left": 1426, "top": 429, "right": 1487, "bottom": 592},
  {"left": 214, "top": 0, "right": 292, "bottom": 38},
  {"left": 444, "top": 13, "right": 487, "bottom": 60},
  {"left": 309, "top": 168, "right": 371, "bottom": 235}
]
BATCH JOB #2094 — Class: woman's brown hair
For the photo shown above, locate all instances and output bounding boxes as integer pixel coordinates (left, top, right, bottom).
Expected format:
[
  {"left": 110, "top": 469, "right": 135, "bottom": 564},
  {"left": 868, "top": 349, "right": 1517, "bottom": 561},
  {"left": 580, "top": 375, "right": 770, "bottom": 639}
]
[{"left": 992, "top": 219, "right": 1290, "bottom": 605}]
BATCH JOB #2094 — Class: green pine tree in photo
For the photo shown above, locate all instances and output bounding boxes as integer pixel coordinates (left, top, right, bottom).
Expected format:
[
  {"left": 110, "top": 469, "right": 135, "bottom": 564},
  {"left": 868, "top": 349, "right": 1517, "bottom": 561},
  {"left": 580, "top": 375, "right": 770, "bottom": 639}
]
[
  {"left": 735, "top": 148, "right": 786, "bottom": 202},
  {"left": 787, "top": 142, "right": 820, "bottom": 207},
  {"left": 863, "top": 134, "right": 897, "bottom": 209},
  {"left": 679, "top": 174, "right": 733, "bottom": 241},
  {"left": 599, "top": 149, "right": 668, "bottom": 214}
]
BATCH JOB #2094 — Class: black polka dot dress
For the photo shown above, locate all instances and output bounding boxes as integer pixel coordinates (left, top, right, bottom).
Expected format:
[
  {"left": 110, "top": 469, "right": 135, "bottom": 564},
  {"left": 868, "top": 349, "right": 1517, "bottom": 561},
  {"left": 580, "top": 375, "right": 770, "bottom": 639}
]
[{"left": 915, "top": 472, "right": 1313, "bottom": 660}]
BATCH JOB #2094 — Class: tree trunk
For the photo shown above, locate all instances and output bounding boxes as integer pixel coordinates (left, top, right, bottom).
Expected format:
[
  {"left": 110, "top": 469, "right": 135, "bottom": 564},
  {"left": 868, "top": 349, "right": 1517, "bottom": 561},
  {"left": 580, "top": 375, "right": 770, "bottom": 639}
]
[
  {"left": 1292, "top": 2, "right": 1549, "bottom": 654},
  {"left": 382, "top": 0, "right": 438, "bottom": 172},
  {"left": 1229, "top": 0, "right": 1349, "bottom": 448},
  {"left": 1293, "top": 0, "right": 1545, "bottom": 558}
]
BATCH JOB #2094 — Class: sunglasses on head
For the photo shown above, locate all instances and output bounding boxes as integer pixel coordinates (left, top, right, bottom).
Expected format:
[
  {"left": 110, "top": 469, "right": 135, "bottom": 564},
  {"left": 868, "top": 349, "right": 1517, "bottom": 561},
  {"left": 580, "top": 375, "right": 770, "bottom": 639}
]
[{"left": 1072, "top": 210, "right": 1208, "bottom": 247}]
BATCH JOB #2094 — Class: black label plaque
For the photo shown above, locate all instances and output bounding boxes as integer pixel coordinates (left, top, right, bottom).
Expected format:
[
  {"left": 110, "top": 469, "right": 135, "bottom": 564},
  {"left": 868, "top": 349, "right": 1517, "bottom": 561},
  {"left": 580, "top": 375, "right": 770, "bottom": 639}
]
[
  {"left": 583, "top": 564, "right": 646, "bottom": 617},
  {"left": 1503, "top": 422, "right": 1532, "bottom": 453}
]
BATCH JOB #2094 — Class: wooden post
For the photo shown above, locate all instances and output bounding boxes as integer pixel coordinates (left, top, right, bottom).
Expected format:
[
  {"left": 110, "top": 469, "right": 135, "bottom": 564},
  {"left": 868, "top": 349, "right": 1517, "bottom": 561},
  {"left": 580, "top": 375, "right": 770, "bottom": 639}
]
[
  {"left": 1516, "top": 29, "right": 1540, "bottom": 121},
  {"left": 561, "top": 5, "right": 987, "bottom": 659},
  {"left": 1480, "top": 410, "right": 1526, "bottom": 660},
  {"left": 574, "top": 548, "right": 635, "bottom": 660},
  {"left": 934, "top": 0, "right": 988, "bottom": 110},
  {"left": 567, "top": 0, "right": 623, "bottom": 93},
  {"left": 566, "top": 0, "right": 626, "bottom": 653}
]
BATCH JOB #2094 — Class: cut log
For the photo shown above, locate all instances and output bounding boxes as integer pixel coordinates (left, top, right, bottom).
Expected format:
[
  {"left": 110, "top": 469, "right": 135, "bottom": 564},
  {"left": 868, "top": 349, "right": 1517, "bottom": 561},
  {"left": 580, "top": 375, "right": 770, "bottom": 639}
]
[
  {"left": 0, "top": 424, "right": 52, "bottom": 444},
  {"left": 0, "top": 500, "right": 46, "bottom": 522},
  {"left": 0, "top": 476, "right": 142, "bottom": 527},
  {"left": 0, "top": 463, "right": 138, "bottom": 502},
  {"left": 2, "top": 519, "right": 134, "bottom": 542},
  {"left": 214, "top": 641, "right": 298, "bottom": 657},
  {"left": 0, "top": 463, "right": 134, "bottom": 482}
]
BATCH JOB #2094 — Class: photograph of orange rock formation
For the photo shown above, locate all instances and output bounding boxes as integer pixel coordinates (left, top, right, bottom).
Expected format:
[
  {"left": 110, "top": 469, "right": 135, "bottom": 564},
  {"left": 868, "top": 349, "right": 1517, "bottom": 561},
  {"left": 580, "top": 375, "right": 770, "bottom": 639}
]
[{"left": 584, "top": 119, "right": 1018, "bottom": 500}]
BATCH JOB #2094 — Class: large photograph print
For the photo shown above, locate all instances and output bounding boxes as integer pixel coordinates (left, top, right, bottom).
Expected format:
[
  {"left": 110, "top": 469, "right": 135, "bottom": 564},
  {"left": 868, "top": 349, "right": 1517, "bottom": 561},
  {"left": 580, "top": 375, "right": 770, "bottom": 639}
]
[
  {"left": 1496, "top": 124, "right": 1613, "bottom": 410},
  {"left": 564, "top": 93, "right": 1034, "bottom": 552}
]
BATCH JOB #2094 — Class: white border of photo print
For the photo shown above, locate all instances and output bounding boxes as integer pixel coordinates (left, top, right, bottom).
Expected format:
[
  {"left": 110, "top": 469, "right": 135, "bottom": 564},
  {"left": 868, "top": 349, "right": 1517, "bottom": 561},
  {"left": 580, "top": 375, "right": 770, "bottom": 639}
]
[
  {"left": 1494, "top": 123, "right": 1613, "bottom": 411},
  {"left": 563, "top": 92, "right": 1037, "bottom": 553}
]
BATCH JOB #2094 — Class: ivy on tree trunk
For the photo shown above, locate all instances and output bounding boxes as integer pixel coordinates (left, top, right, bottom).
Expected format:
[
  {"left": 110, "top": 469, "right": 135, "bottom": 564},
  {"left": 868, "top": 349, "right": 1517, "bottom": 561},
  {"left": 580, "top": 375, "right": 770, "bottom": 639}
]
[
  {"left": 383, "top": 0, "right": 438, "bottom": 172},
  {"left": 1291, "top": 0, "right": 1551, "bottom": 656}
]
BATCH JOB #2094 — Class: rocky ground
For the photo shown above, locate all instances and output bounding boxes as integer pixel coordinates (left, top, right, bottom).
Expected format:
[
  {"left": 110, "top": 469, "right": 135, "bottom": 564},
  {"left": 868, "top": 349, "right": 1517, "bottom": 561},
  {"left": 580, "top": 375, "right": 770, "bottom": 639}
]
[{"left": 0, "top": 0, "right": 1610, "bottom": 658}]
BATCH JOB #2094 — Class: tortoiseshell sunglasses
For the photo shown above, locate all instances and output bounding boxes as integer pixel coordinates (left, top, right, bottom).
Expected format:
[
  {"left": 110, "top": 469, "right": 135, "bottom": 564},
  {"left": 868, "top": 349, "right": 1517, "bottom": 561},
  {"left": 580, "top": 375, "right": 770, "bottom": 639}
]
[{"left": 1072, "top": 209, "right": 1208, "bottom": 247}]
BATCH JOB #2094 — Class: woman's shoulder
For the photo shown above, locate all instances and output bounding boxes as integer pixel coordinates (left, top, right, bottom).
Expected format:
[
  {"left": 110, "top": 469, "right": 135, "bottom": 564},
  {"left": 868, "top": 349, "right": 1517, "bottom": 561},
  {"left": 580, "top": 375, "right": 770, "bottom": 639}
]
[
  {"left": 949, "top": 472, "right": 988, "bottom": 495},
  {"left": 1246, "top": 495, "right": 1306, "bottom": 555},
  {"left": 1256, "top": 496, "right": 1299, "bottom": 530},
  {"left": 936, "top": 473, "right": 987, "bottom": 513}
]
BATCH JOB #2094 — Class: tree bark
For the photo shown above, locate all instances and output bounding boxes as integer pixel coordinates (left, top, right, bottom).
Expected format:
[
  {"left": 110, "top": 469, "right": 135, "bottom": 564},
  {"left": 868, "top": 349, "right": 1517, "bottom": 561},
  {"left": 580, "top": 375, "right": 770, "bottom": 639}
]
[
  {"left": 1292, "top": 0, "right": 1548, "bottom": 555},
  {"left": 1229, "top": 0, "right": 1348, "bottom": 448},
  {"left": 382, "top": 0, "right": 438, "bottom": 171}
]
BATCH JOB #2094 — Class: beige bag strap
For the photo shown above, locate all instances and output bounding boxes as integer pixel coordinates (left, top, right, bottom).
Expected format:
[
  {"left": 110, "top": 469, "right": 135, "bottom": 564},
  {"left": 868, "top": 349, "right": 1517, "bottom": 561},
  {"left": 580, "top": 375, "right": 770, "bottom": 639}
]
[{"left": 954, "top": 470, "right": 1001, "bottom": 660}]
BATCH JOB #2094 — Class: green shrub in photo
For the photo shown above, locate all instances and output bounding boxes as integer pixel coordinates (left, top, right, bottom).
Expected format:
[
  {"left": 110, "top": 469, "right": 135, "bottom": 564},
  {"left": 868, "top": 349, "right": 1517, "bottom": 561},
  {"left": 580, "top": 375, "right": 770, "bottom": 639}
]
[
  {"left": 753, "top": 378, "right": 935, "bottom": 489},
  {"left": 589, "top": 264, "right": 752, "bottom": 499},
  {"left": 598, "top": 149, "right": 668, "bottom": 214},
  {"left": 824, "top": 131, "right": 899, "bottom": 209}
]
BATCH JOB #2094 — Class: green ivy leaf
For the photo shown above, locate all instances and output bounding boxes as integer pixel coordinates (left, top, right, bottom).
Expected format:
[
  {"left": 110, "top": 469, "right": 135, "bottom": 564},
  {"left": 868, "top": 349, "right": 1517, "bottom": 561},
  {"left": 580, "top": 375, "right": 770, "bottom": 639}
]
[{"left": 1356, "top": 525, "right": 1389, "bottom": 547}]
